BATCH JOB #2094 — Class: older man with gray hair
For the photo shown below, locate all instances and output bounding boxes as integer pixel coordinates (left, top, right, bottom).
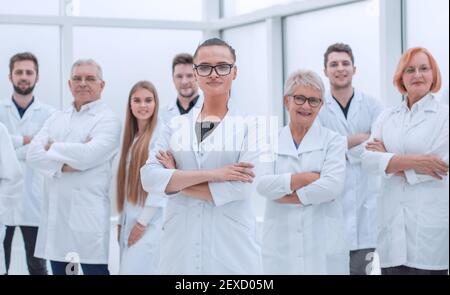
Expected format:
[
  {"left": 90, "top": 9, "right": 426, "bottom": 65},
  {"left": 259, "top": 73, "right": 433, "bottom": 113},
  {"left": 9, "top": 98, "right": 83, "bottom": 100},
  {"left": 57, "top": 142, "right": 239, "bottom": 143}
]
[{"left": 27, "top": 59, "right": 121, "bottom": 275}]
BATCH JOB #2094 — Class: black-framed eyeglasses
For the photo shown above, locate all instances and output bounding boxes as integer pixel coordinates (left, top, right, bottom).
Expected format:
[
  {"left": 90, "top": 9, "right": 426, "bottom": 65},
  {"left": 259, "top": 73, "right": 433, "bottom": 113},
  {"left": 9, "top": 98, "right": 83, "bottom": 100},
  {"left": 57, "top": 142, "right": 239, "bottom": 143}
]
[
  {"left": 288, "top": 95, "right": 322, "bottom": 107},
  {"left": 193, "top": 64, "right": 234, "bottom": 77}
]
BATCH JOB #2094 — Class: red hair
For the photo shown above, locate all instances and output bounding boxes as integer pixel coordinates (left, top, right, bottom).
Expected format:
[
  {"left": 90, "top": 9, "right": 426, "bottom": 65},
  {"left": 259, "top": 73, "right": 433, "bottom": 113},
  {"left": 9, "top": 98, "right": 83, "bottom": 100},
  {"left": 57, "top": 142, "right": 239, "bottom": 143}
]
[{"left": 393, "top": 47, "right": 442, "bottom": 95}]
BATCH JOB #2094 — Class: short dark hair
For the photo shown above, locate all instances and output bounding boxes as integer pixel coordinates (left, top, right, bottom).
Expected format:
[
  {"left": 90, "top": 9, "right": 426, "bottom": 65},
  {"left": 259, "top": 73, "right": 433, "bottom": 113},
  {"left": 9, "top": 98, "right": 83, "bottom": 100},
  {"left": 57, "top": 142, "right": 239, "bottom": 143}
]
[
  {"left": 323, "top": 43, "right": 354, "bottom": 68},
  {"left": 9, "top": 52, "right": 39, "bottom": 74},
  {"left": 193, "top": 38, "right": 236, "bottom": 63},
  {"left": 172, "top": 53, "right": 194, "bottom": 73}
]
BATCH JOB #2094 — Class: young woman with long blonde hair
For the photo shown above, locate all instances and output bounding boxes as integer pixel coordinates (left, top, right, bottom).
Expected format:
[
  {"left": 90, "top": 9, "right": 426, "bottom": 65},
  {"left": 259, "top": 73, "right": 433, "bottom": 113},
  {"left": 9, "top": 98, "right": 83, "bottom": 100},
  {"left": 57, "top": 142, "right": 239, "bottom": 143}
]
[{"left": 116, "top": 80, "right": 164, "bottom": 275}]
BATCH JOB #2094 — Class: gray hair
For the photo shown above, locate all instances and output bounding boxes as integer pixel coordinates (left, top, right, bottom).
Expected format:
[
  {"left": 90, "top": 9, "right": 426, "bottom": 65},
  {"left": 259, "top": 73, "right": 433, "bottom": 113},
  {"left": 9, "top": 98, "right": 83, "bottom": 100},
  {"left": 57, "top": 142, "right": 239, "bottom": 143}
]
[
  {"left": 71, "top": 59, "right": 103, "bottom": 80},
  {"left": 284, "top": 69, "right": 325, "bottom": 98}
]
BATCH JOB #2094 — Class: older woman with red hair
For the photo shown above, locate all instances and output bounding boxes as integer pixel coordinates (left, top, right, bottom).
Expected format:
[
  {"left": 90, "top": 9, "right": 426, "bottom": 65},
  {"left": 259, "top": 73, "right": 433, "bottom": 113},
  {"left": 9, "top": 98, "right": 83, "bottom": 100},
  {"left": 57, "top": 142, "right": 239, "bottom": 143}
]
[{"left": 362, "top": 47, "right": 449, "bottom": 275}]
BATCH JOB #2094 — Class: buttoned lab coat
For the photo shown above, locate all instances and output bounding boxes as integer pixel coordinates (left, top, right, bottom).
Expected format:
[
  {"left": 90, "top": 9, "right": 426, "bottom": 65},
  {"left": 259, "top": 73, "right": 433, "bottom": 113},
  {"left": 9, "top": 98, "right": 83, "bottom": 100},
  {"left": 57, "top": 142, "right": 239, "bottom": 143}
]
[
  {"left": 257, "top": 122, "right": 349, "bottom": 274},
  {"left": 141, "top": 103, "right": 267, "bottom": 274},
  {"left": 0, "top": 123, "right": 22, "bottom": 273},
  {"left": 0, "top": 99, "right": 55, "bottom": 226},
  {"left": 119, "top": 139, "right": 167, "bottom": 275},
  {"left": 26, "top": 100, "right": 121, "bottom": 264},
  {"left": 318, "top": 90, "right": 383, "bottom": 250},
  {"left": 361, "top": 94, "right": 449, "bottom": 270}
]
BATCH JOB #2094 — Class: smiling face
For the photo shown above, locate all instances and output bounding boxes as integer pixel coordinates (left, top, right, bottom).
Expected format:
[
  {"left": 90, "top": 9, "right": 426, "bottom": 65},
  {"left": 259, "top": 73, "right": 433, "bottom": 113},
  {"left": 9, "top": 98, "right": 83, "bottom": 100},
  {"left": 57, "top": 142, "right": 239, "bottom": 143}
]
[
  {"left": 193, "top": 45, "right": 237, "bottom": 99},
  {"left": 130, "top": 87, "right": 156, "bottom": 124},
  {"left": 285, "top": 85, "right": 323, "bottom": 129},
  {"left": 173, "top": 63, "right": 198, "bottom": 99},
  {"left": 69, "top": 64, "right": 105, "bottom": 108},
  {"left": 324, "top": 51, "right": 356, "bottom": 90},
  {"left": 401, "top": 52, "right": 434, "bottom": 102},
  {"left": 9, "top": 60, "right": 39, "bottom": 96}
]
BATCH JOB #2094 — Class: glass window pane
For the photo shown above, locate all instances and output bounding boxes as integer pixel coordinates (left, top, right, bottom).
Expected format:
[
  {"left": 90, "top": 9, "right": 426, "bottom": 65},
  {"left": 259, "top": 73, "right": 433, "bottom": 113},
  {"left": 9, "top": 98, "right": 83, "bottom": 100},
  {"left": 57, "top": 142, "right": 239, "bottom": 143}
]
[
  {"left": 71, "top": 0, "right": 202, "bottom": 21},
  {"left": 406, "top": 0, "right": 449, "bottom": 100},
  {"left": 0, "top": 0, "right": 59, "bottom": 15},
  {"left": 73, "top": 27, "right": 202, "bottom": 122},
  {"left": 223, "top": 22, "right": 269, "bottom": 220},
  {"left": 0, "top": 25, "right": 61, "bottom": 109},
  {"left": 222, "top": 0, "right": 305, "bottom": 17},
  {"left": 284, "top": 0, "right": 381, "bottom": 102}
]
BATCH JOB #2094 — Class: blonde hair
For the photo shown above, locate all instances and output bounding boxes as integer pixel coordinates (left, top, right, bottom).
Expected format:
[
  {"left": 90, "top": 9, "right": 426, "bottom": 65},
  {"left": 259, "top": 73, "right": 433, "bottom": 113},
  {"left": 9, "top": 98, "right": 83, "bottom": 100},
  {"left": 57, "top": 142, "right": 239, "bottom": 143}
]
[
  {"left": 117, "top": 81, "right": 159, "bottom": 212},
  {"left": 393, "top": 47, "right": 442, "bottom": 95},
  {"left": 284, "top": 69, "right": 325, "bottom": 98}
]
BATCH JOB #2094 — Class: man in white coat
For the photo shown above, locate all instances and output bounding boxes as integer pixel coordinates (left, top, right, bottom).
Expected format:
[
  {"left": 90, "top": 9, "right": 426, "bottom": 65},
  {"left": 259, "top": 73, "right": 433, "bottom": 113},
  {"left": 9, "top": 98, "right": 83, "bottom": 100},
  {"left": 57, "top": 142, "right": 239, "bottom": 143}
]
[
  {"left": 27, "top": 59, "right": 121, "bottom": 275},
  {"left": 0, "top": 52, "right": 55, "bottom": 275},
  {"left": 159, "top": 53, "right": 203, "bottom": 125},
  {"left": 0, "top": 123, "right": 23, "bottom": 275},
  {"left": 318, "top": 43, "right": 383, "bottom": 275}
]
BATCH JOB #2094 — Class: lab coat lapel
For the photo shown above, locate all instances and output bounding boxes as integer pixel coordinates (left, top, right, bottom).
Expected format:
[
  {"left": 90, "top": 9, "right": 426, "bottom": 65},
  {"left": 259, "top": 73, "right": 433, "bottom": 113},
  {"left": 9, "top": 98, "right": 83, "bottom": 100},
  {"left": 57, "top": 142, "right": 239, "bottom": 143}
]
[
  {"left": 191, "top": 106, "right": 202, "bottom": 166},
  {"left": 406, "top": 94, "right": 438, "bottom": 132},
  {"left": 20, "top": 100, "right": 41, "bottom": 123},
  {"left": 325, "top": 94, "right": 350, "bottom": 133},
  {"left": 277, "top": 125, "right": 300, "bottom": 158},
  {"left": 346, "top": 92, "right": 363, "bottom": 131},
  {"left": 5, "top": 99, "right": 21, "bottom": 122},
  {"left": 297, "top": 120, "right": 324, "bottom": 154}
]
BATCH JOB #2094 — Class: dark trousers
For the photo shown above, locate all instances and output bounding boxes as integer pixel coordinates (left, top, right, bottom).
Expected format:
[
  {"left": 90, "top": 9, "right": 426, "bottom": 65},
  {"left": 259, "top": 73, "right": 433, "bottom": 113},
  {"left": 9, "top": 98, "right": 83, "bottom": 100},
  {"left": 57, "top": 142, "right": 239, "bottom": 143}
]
[
  {"left": 350, "top": 248, "right": 376, "bottom": 275},
  {"left": 3, "top": 226, "right": 48, "bottom": 275},
  {"left": 50, "top": 260, "right": 110, "bottom": 275},
  {"left": 382, "top": 265, "right": 448, "bottom": 275}
]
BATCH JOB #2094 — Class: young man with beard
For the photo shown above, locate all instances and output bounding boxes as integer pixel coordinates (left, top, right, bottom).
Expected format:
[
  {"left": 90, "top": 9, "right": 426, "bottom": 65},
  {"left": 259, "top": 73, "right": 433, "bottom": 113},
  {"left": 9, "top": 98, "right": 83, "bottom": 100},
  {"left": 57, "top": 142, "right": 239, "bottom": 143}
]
[
  {"left": 159, "top": 53, "right": 203, "bottom": 125},
  {"left": 0, "top": 52, "right": 55, "bottom": 275},
  {"left": 318, "top": 43, "right": 383, "bottom": 275}
]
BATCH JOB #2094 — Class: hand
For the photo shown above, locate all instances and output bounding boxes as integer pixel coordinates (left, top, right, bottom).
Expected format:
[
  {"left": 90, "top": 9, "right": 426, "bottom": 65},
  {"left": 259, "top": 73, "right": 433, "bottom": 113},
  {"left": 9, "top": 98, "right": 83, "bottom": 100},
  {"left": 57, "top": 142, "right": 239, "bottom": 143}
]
[
  {"left": 276, "top": 192, "right": 301, "bottom": 204},
  {"left": 395, "top": 171, "right": 406, "bottom": 179},
  {"left": 156, "top": 150, "right": 176, "bottom": 169},
  {"left": 412, "top": 155, "right": 449, "bottom": 179},
  {"left": 117, "top": 224, "right": 121, "bottom": 244},
  {"left": 366, "top": 138, "right": 387, "bottom": 153},
  {"left": 210, "top": 162, "right": 255, "bottom": 183},
  {"left": 128, "top": 222, "right": 146, "bottom": 247},
  {"left": 62, "top": 164, "right": 78, "bottom": 173},
  {"left": 44, "top": 140, "right": 53, "bottom": 151},
  {"left": 23, "top": 135, "right": 33, "bottom": 145}
]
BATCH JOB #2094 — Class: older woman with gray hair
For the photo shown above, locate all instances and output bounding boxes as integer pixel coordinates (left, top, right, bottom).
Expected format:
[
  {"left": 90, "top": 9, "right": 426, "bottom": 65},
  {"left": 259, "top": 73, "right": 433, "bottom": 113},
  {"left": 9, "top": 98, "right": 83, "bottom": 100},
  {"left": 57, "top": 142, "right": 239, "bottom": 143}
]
[{"left": 257, "top": 70, "right": 349, "bottom": 274}]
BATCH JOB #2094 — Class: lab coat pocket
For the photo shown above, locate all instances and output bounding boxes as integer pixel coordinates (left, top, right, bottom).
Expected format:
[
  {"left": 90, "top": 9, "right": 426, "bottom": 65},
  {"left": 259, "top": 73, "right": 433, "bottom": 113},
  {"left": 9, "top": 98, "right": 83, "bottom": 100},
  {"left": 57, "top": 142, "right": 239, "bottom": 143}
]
[{"left": 68, "top": 191, "right": 105, "bottom": 233}]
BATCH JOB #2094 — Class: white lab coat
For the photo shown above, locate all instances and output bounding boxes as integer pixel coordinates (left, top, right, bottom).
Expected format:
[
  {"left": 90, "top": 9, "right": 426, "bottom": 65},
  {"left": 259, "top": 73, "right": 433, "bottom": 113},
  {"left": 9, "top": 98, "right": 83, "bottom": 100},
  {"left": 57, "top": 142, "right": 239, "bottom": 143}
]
[
  {"left": 26, "top": 100, "right": 121, "bottom": 264},
  {"left": 257, "top": 122, "right": 349, "bottom": 274},
  {"left": 0, "top": 98, "right": 55, "bottom": 226},
  {"left": 318, "top": 90, "right": 383, "bottom": 250},
  {"left": 159, "top": 95, "right": 203, "bottom": 126},
  {"left": 141, "top": 103, "right": 265, "bottom": 275},
  {"left": 361, "top": 94, "right": 449, "bottom": 270},
  {"left": 118, "top": 139, "right": 166, "bottom": 275},
  {"left": 0, "top": 123, "right": 23, "bottom": 273}
]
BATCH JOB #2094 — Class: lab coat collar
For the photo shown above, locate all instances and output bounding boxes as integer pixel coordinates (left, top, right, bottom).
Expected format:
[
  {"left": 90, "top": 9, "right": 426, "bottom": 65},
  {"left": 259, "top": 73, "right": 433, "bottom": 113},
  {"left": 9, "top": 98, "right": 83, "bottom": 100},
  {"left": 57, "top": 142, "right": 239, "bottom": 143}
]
[
  {"left": 68, "top": 98, "right": 104, "bottom": 115},
  {"left": 399, "top": 93, "right": 439, "bottom": 114},
  {"left": 324, "top": 91, "right": 350, "bottom": 130},
  {"left": 189, "top": 97, "right": 236, "bottom": 152},
  {"left": 277, "top": 120, "right": 325, "bottom": 157},
  {"left": 167, "top": 94, "right": 204, "bottom": 112},
  {"left": 4, "top": 96, "right": 43, "bottom": 121}
]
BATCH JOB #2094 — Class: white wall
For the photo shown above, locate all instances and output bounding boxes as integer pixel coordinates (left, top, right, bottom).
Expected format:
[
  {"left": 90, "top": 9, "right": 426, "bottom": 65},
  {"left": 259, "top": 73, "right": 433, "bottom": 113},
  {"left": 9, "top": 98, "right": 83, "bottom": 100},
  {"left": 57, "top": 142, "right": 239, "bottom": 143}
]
[
  {"left": 0, "top": 24, "right": 61, "bottom": 109},
  {"left": 405, "top": 0, "right": 449, "bottom": 101},
  {"left": 284, "top": 0, "right": 381, "bottom": 102}
]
